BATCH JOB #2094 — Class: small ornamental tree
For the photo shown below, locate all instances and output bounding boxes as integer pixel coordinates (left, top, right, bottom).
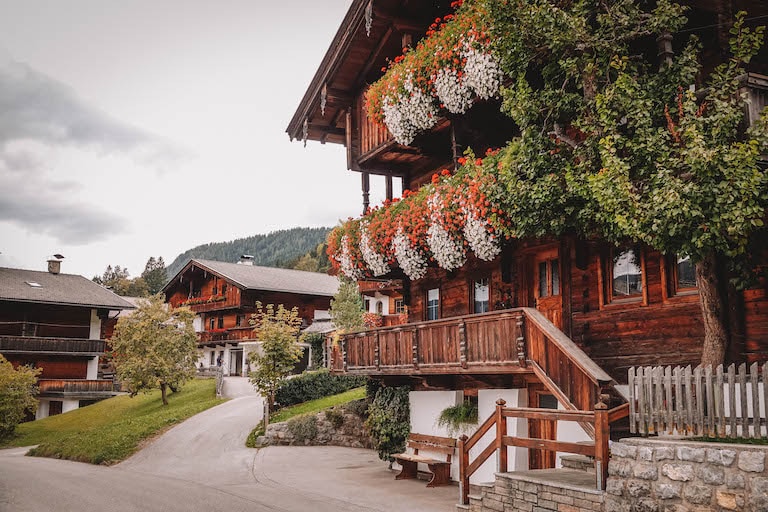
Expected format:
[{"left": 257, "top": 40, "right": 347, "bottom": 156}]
[
  {"left": 111, "top": 294, "right": 198, "bottom": 405},
  {"left": 0, "top": 355, "right": 40, "bottom": 439},
  {"left": 329, "top": 278, "right": 365, "bottom": 332},
  {"left": 247, "top": 303, "right": 303, "bottom": 416}
]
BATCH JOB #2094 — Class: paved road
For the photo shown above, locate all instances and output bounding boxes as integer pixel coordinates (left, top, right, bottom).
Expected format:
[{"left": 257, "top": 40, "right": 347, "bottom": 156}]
[{"left": 0, "top": 378, "right": 456, "bottom": 512}]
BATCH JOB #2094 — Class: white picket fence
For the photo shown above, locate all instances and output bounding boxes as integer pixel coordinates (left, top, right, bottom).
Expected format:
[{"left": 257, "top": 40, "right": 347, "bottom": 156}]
[{"left": 628, "top": 363, "right": 768, "bottom": 438}]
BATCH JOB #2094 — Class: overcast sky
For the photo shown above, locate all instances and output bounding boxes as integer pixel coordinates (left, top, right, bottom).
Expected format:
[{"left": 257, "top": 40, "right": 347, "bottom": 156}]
[{"left": 0, "top": 0, "right": 394, "bottom": 278}]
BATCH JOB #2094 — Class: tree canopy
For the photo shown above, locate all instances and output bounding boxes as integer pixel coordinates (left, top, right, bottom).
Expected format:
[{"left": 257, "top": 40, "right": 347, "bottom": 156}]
[
  {"left": 111, "top": 294, "right": 198, "bottom": 405},
  {"left": 329, "top": 279, "right": 365, "bottom": 333},
  {"left": 141, "top": 256, "right": 167, "bottom": 295},
  {"left": 0, "top": 355, "right": 41, "bottom": 439}
]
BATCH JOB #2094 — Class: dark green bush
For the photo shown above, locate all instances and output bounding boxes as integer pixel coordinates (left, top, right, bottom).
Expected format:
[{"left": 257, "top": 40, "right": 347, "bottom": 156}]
[
  {"left": 366, "top": 385, "right": 410, "bottom": 462},
  {"left": 344, "top": 398, "right": 369, "bottom": 418},
  {"left": 275, "top": 369, "right": 366, "bottom": 408}
]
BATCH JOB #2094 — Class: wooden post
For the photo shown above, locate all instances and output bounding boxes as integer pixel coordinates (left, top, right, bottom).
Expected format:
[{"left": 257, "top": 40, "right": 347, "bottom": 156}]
[
  {"left": 459, "top": 320, "right": 468, "bottom": 369},
  {"left": 385, "top": 175, "right": 393, "bottom": 201},
  {"left": 412, "top": 327, "right": 419, "bottom": 369},
  {"left": 458, "top": 434, "right": 469, "bottom": 505},
  {"left": 496, "top": 399, "right": 507, "bottom": 473},
  {"left": 362, "top": 171, "right": 370, "bottom": 215},
  {"left": 375, "top": 331, "right": 380, "bottom": 371},
  {"left": 342, "top": 337, "right": 348, "bottom": 372},
  {"left": 516, "top": 316, "right": 526, "bottom": 367},
  {"left": 594, "top": 395, "right": 609, "bottom": 491}
]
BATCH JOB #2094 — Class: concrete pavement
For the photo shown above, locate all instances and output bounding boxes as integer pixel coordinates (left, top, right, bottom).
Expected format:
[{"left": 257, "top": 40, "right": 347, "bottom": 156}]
[{"left": 0, "top": 377, "right": 457, "bottom": 512}]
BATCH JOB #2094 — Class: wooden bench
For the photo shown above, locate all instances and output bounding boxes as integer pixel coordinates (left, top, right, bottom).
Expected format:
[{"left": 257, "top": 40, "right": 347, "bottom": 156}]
[{"left": 393, "top": 433, "right": 456, "bottom": 487}]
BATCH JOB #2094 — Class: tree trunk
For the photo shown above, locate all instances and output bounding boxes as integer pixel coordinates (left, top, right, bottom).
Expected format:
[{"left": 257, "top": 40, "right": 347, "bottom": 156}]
[
  {"left": 696, "top": 252, "right": 729, "bottom": 367},
  {"left": 160, "top": 382, "right": 168, "bottom": 406}
]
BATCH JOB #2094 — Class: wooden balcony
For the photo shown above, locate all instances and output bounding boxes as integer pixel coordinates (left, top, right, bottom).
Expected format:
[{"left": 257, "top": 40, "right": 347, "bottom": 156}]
[
  {"left": 179, "top": 294, "right": 241, "bottom": 313},
  {"left": 0, "top": 336, "right": 105, "bottom": 355},
  {"left": 198, "top": 327, "right": 254, "bottom": 345},
  {"left": 38, "top": 379, "right": 115, "bottom": 395},
  {"left": 331, "top": 308, "right": 615, "bottom": 414}
]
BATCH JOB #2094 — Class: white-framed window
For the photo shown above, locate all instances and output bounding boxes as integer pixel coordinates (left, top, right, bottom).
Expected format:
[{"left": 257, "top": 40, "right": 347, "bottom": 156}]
[
  {"left": 473, "top": 277, "right": 490, "bottom": 313},
  {"left": 426, "top": 288, "right": 440, "bottom": 321}
]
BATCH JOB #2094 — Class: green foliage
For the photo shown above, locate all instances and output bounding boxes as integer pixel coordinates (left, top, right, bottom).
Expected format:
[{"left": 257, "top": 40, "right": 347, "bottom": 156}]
[
  {"left": 0, "top": 355, "right": 40, "bottom": 440},
  {"left": 324, "top": 407, "right": 345, "bottom": 429},
  {"left": 141, "top": 256, "right": 167, "bottom": 295},
  {"left": 2, "top": 379, "right": 221, "bottom": 464},
  {"left": 330, "top": 278, "right": 365, "bottom": 332},
  {"left": 247, "top": 303, "right": 304, "bottom": 409},
  {"left": 287, "top": 414, "right": 319, "bottom": 443},
  {"left": 366, "top": 386, "right": 411, "bottom": 462},
  {"left": 274, "top": 369, "right": 367, "bottom": 408},
  {"left": 245, "top": 387, "right": 366, "bottom": 448},
  {"left": 437, "top": 400, "right": 478, "bottom": 435},
  {"left": 291, "top": 242, "right": 331, "bottom": 273},
  {"left": 166, "top": 227, "right": 332, "bottom": 279},
  {"left": 92, "top": 264, "right": 149, "bottom": 297},
  {"left": 111, "top": 294, "right": 198, "bottom": 405},
  {"left": 299, "top": 331, "right": 326, "bottom": 368},
  {"left": 344, "top": 398, "right": 369, "bottom": 419}
]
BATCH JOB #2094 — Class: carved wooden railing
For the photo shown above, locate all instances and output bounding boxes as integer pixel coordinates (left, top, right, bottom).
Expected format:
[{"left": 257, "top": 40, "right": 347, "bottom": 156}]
[
  {"left": 457, "top": 398, "right": 630, "bottom": 505},
  {"left": 0, "top": 336, "right": 105, "bottom": 354},
  {"left": 359, "top": 90, "right": 393, "bottom": 157},
  {"left": 198, "top": 327, "right": 254, "bottom": 344},
  {"left": 37, "top": 379, "right": 115, "bottom": 394}
]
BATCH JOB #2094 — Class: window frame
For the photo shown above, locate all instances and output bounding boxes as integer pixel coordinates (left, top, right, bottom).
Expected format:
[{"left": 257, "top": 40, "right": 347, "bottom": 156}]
[
  {"left": 599, "top": 246, "right": 648, "bottom": 308},
  {"left": 660, "top": 254, "right": 699, "bottom": 303},
  {"left": 426, "top": 287, "right": 440, "bottom": 321},
  {"left": 471, "top": 276, "right": 491, "bottom": 314},
  {"left": 394, "top": 298, "right": 405, "bottom": 314}
]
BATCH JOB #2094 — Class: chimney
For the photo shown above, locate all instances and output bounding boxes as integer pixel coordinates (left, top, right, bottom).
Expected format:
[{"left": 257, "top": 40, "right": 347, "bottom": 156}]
[
  {"left": 238, "top": 254, "right": 254, "bottom": 266},
  {"left": 47, "top": 254, "right": 64, "bottom": 274}
]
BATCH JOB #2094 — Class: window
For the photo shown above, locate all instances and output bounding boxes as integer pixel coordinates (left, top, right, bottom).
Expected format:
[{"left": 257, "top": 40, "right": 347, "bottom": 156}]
[
  {"left": 48, "top": 401, "right": 63, "bottom": 416},
  {"left": 221, "top": 283, "right": 228, "bottom": 296},
  {"left": 210, "top": 351, "right": 215, "bottom": 366},
  {"left": 236, "top": 314, "right": 243, "bottom": 327},
  {"left": 376, "top": 301, "right": 384, "bottom": 315},
  {"left": 536, "top": 256, "right": 560, "bottom": 298},
  {"left": 605, "top": 247, "right": 645, "bottom": 304},
  {"left": 426, "top": 288, "right": 440, "bottom": 321},
  {"left": 209, "top": 317, "right": 215, "bottom": 330},
  {"left": 394, "top": 299, "right": 406, "bottom": 314},
  {"left": 212, "top": 285, "right": 218, "bottom": 295},
  {"left": 217, "top": 316, "right": 224, "bottom": 329},
  {"left": 674, "top": 255, "right": 696, "bottom": 291},
  {"left": 364, "top": 298, "right": 371, "bottom": 312},
  {"left": 473, "top": 278, "right": 490, "bottom": 313}
]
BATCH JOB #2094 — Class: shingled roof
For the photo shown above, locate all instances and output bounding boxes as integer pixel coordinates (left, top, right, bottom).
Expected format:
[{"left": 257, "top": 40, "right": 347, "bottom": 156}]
[
  {"left": 169, "top": 259, "right": 340, "bottom": 297},
  {"left": 0, "top": 267, "right": 136, "bottom": 310}
]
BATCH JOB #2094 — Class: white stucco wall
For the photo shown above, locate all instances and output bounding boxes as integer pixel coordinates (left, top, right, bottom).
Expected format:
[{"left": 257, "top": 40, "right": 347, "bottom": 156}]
[
  {"left": 89, "top": 309, "right": 101, "bottom": 339},
  {"left": 86, "top": 355, "right": 99, "bottom": 380},
  {"left": 36, "top": 398, "right": 81, "bottom": 419},
  {"left": 555, "top": 400, "right": 593, "bottom": 468},
  {"left": 408, "top": 390, "right": 463, "bottom": 480},
  {"left": 364, "top": 292, "right": 390, "bottom": 315}
]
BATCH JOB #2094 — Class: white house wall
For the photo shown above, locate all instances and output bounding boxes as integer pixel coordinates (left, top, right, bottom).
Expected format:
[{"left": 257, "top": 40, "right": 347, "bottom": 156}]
[
  {"left": 555, "top": 400, "right": 593, "bottom": 468},
  {"left": 408, "top": 390, "right": 463, "bottom": 480},
  {"left": 89, "top": 309, "right": 101, "bottom": 340}
]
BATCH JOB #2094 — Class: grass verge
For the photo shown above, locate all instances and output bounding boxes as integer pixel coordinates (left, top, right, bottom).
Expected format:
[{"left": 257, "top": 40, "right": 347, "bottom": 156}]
[
  {"left": 245, "top": 386, "right": 366, "bottom": 448},
  {"left": 1, "top": 379, "right": 224, "bottom": 464}
]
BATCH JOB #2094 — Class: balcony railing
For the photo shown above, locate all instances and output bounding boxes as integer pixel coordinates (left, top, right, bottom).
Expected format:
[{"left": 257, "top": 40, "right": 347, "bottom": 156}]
[
  {"left": 0, "top": 336, "right": 105, "bottom": 354},
  {"left": 331, "top": 307, "right": 615, "bottom": 414},
  {"left": 0, "top": 320, "right": 90, "bottom": 339},
  {"left": 37, "top": 379, "right": 115, "bottom": 394},
  {"left": 198, "top": 327, "right": 254, "bottom": 344}
]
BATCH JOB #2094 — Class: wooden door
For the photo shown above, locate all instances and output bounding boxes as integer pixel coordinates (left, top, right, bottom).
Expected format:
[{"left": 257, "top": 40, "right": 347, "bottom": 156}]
[
  {"left": 528, "top": 389, "right": 558, "bottom": 469},
  {"left": 532, "top": 248, "right": 563, "bottom": 329}
]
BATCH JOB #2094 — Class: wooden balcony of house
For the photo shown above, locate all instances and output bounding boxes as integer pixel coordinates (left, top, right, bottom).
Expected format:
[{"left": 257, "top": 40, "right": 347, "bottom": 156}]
[
  {"left": 0, "top": 336, "right": 106, "bottom": 355},
  {"left": 331, "top": 307, "right": 616, "bottom": 414},
  {"left": 198, "top": 326, "right": 254, "bottom": 346},
  {"left": 37, "top": 379, "right": 116, "bottom": 396},
  {"left": 178, "top": 293, "right": 240, "bottom": 313}
]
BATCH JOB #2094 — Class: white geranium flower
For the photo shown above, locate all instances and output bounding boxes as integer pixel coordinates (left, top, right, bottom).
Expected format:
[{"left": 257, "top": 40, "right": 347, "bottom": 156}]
[
  {"left": 360, "top": 221, "right": 390, "bottom": 276},
  {"left": 426, "top": 192, "right": 466, "bottom": 271},
  {"left": 392, "top": 227, "right": 428, "bottom": 280}
]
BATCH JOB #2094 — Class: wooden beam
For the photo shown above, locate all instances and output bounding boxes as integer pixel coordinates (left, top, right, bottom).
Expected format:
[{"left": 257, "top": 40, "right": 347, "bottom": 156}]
[
  {"left": 501, "top": 435, "right": 596, "bottom": 457},
  {"left": 356, "top": 26, "right": 394, "bottom": 88},
  {"left": 362, "top": 171, "right": 370, "bottom": 215}
]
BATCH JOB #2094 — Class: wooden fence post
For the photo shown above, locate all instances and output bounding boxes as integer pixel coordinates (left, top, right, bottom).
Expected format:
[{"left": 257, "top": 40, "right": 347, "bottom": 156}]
[
  {"left": 594, "top": 395, "right": 609, "bottom": 491},
  {"left": 496, "top": 399, "right": 507, "bottom": 473},
  {"left": 458, "top": 434, "right": 469, "bottom": 505}
]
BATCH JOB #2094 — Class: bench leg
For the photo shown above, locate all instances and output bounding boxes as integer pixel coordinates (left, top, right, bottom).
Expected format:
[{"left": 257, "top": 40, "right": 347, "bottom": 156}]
[
  {"left": 394, "top": 459, "right": 418, "bottom": 481},
  {"left": 426, "top": 463, "right": 450, "bottom": 488}
]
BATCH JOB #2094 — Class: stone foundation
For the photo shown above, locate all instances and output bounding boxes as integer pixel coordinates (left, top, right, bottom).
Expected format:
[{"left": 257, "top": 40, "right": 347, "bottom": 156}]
[
  {"left": 606, "top": 438, "right": 768, "bottom": 512},
  {"left": 256, "top": 406, "right": 372, "bottom": 449}
]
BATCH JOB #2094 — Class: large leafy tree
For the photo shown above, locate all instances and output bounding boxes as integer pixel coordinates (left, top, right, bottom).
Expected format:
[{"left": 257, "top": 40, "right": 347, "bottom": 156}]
[
  {"left": 141, "top": 256, "right": 167, "bottom": 295},
  {"left": 0, "top": 355, "right": 40, "bottom": 439},
  {"left": 111, "top": 294, "right": 198, "bottom": 405},
  {"left": 486, "top": 1, "right": 768, "bottom": 365},
  {"left": 247, "top": 303, "right": 303, "bottom": 415}
]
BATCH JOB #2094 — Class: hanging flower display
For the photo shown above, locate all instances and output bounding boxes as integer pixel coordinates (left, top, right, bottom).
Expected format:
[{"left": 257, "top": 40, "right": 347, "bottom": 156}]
[
  {"left": 365, "top": 0, "right": 502, "bottom": 144},
  {"left": 393, "top": 225, "right": 428, "bottom": 280},
  {"left": 360, "top": 220, "right": 390, "bottom": 276},
  {"left": 426, "top": 187, "right": 466, "bottom": 271}
]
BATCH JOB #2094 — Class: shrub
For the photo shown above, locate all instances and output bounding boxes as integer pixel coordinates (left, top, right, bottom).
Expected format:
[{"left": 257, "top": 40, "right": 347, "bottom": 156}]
[
  {"left": 275, "top": 369, "right": 366, "bottom": 408},
  {"left": 344, "top": 399, "right": 369, "bottom": 419},
  {"left": 366, "top": 386, "right": 410, "bottom": 462},
  {"left": 0, "top": 355, "right": 40, "bottom": 440},
  {"left": 287, "top": 414, "right": 318, "bottom": 444},
  {"left": 437, "top": 400, "right": 478, "bottom": 435},
  {"left": 324, "top": 408, "right": 345, "bottom": 429}
]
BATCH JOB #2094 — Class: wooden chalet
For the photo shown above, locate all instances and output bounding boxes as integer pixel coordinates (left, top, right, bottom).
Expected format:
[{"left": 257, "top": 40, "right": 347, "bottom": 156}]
[
  {"left": 289, "top": 0, "right": 768, "bottom": 491},
  {"left": 163, "top": 257, "right": 339, "bottom": 375},
  {"left": 0, "top": 259, "right": 134, "bottom": 419}
]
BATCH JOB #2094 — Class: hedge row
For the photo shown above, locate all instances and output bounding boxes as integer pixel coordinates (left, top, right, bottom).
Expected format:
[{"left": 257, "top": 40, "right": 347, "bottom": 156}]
[{"left": 275, "top": 370, "right": 367, "bottom": 408}]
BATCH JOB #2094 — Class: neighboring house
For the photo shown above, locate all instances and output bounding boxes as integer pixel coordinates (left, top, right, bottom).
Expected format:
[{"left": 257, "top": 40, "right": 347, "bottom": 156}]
[
  {"left": 163, "top": 257, "right": 339, "bottom": 376},
  {"left": 288, "top": 0, "right": 768, "bottom": 485},
  {"left": 0, "top": 259, "right": 135, "bottom": 419},
  {"left": 359, "top": 279, "right": 406, "bottom": 326}
]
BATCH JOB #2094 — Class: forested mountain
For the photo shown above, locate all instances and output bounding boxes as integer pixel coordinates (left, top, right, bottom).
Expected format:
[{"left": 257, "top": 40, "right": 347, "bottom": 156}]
[{"left": 166, "top": 227, "right": 332, "bottom": 280}]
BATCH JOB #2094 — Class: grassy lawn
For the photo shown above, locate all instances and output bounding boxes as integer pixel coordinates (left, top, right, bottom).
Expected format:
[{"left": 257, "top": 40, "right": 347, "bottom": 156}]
[
  {"left": 246, "top": 386, "right": 366, "bottom": 447},
  {"left": 1, "top": 378, "right": 224, "bottom": 465}
]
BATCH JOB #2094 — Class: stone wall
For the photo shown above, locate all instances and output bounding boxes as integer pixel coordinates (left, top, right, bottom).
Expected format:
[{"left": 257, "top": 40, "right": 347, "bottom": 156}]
[
  {"left": 468, "top": 472, "right": 604, "bottom": 512},
  {"left": 606, "top": 438, "right": 768, "bottom": 511},
  {"left": 256, "top": 405, "right": 372, "bottom": 449}
]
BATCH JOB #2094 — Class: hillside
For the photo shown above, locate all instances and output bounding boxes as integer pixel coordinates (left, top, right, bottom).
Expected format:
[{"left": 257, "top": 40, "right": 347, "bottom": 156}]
[{"left": 166, "top": 227, "right": 332, "bottom": 279}]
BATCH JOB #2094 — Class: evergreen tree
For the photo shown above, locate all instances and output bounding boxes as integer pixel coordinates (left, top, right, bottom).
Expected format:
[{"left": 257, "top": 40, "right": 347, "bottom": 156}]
[{"left": 330, "top": 278, "right": 365, "bottom": 333}]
